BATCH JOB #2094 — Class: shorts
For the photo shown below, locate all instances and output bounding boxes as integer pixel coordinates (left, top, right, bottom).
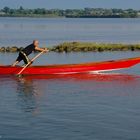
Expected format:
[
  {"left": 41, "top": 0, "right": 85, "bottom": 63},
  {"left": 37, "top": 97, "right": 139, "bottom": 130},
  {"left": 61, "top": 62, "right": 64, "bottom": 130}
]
[{"left": 16, "top": 51, "right": 30, "bottom": 64}]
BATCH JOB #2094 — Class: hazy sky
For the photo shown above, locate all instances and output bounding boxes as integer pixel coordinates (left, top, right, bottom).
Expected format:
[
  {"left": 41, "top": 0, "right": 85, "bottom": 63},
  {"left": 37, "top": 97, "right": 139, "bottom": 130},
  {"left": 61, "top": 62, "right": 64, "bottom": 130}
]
[{"left": 0, "top": 0, "right": 140, "bottom": 9}]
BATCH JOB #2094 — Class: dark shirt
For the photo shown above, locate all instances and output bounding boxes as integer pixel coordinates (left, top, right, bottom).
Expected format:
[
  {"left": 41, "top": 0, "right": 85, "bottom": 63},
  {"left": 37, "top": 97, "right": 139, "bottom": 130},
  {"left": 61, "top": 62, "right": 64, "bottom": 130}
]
[{"left": 22, "top": 44, "right": 35, "bottom": 56}]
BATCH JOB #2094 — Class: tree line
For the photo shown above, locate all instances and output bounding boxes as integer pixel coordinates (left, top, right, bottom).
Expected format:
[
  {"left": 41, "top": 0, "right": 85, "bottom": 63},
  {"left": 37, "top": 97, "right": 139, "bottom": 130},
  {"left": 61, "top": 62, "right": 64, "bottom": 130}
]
[{"left": 0, "top": 6, "right": 139, "bottom": 18}]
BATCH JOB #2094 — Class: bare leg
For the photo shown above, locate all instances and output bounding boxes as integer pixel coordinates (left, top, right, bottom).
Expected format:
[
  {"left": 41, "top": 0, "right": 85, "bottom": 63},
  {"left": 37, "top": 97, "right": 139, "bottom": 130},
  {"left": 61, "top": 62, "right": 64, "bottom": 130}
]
[{"left": 12, "top": 61, "right": 19, "bottom": 66}]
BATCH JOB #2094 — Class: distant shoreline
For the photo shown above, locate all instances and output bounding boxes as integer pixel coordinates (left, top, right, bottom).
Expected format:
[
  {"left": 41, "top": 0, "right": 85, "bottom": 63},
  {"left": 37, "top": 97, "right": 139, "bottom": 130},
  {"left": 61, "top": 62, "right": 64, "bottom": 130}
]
[
  {"left": 0, "top": 7, "right": 139, "bottom": 18},
  {"left": 1, "top": 42, "right": 140, "bottom": 53},
  {"left": 0, "top": 15, "right": 138, "bottom": 18},
  {"left": 0, "top": 15, "right": 139, "bottom": 18}
]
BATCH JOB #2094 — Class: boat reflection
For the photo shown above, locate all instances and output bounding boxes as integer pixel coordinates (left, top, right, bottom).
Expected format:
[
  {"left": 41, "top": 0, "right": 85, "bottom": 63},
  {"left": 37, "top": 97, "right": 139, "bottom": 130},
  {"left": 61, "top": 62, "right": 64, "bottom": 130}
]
[
  {"left": 20, "top": 73, "right": 140, "bottom": 83},
  {"left": 0, "top": 73, "right": 139, "bottom": 82},
  {"left": 0, "top": 73, "right": 139, "bottom": 115},
  {"left": 18, "top": 73, "right": 140, "bottom": 97}
]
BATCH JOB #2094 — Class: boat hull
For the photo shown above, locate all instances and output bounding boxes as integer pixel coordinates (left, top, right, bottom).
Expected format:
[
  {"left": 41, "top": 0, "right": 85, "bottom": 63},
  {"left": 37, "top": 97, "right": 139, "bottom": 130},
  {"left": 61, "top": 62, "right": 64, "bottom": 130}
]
[{"left": 0, "top": 57, "right": 140, "bottom": 75}]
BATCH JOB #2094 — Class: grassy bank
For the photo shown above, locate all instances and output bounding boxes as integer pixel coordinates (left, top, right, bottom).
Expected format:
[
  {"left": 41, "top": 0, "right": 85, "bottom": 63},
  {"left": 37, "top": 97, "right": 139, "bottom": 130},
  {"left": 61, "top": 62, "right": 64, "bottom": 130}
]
[
  {"left": 51, "top": 42, "right": 140, "bottom": 52},
  {"left": 1, "top": 42, "right": 140, "bottom": 53}
]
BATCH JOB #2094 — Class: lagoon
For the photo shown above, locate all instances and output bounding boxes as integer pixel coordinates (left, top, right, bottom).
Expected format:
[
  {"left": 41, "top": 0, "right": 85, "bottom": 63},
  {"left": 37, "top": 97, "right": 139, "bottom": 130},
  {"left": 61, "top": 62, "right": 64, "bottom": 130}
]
[
  {"left": 1, "top": 17, "right": 140, "bottom": 139},
  {"left": 1, "top": 52, "right": 140, "bottom": 139},
  {"left": 0, "top": 17, "right": 140, "bottom": 47}
]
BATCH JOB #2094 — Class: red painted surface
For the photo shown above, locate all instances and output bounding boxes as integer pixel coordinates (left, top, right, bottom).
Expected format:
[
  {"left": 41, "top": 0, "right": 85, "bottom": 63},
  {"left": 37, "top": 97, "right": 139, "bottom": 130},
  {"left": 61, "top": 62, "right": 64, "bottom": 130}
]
[{"left": 0, "top": 57, "right": 140, "bottom": 75}]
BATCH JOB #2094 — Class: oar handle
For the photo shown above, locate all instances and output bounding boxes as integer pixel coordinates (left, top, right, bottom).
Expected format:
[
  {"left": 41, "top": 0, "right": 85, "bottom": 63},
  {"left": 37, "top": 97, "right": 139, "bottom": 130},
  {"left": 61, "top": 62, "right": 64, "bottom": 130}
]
[
  {"left": 30, "top": 51, "right": 44, "bottom": 62},
  {"left": 17, "top": 51, "right": 45, "bottom": 75}
]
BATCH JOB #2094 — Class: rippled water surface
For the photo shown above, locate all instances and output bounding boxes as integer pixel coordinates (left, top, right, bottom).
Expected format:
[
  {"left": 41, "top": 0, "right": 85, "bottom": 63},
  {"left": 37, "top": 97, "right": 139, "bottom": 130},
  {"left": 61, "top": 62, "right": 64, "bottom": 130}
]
[
  {"left": 0, "top": 52, "right": 140, "bottom": 139},
  {"left": 1, "top": 73, "right": 140, "bottom": 140}
]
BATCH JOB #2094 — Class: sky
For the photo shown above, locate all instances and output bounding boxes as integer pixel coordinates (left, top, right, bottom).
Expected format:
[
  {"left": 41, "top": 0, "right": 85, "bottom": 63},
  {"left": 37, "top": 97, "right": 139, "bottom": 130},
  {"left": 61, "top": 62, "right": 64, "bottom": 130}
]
[{"left": 0, "top": 0, "right": 140, "bottom": 9}]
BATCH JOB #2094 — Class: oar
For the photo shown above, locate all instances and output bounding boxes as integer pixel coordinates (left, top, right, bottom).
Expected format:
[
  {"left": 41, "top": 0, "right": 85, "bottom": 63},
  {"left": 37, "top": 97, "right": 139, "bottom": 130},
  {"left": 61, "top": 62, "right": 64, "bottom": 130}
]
[{"left": 17, "top": 51, "right": 45, "bottom": 76}]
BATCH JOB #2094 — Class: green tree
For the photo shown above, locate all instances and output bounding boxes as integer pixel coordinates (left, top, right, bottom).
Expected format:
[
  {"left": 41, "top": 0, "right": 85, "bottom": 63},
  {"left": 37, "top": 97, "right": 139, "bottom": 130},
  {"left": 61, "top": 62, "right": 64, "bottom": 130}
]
[{"left": 2, "top": 7, "right": 10, "bottom": 14}]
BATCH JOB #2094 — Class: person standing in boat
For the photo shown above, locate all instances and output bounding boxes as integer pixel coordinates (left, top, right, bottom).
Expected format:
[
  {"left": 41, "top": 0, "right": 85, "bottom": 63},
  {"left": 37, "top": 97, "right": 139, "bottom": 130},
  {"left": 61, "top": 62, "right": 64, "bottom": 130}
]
[{"left": 12, "top": 40, "right": 48, "bottom": 66}]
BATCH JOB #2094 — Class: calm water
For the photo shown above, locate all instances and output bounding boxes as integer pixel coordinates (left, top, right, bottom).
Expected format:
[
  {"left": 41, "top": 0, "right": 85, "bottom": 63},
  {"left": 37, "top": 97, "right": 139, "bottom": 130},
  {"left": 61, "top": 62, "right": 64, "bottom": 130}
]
[
  {"left": 0, "top": 52, "right": 140, "bottom": 139},
  {"left": 1, "top": 17, "right": 140, "bottom": 139},
  {"left": 0, "top": 17, "right": 140, "bottom": 47}
]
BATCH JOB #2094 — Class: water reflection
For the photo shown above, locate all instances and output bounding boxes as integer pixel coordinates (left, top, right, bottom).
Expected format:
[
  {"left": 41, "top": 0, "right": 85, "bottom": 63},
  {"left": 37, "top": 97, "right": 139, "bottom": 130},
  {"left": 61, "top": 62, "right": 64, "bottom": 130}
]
[
  {"left": 0, "top": 73, "right": 140, "bottom": 139},
  {"left": 0, "top": 73, "right": 140, "bottom": 115},
  {"left": 21, "top": 73, "right": 140, "bottom": 82},
  {"left": 19, "top": 73, "right": 140, "bottom": 97},
  {"left": 16, "top": 77, "right": 40, "bottom": 115}
]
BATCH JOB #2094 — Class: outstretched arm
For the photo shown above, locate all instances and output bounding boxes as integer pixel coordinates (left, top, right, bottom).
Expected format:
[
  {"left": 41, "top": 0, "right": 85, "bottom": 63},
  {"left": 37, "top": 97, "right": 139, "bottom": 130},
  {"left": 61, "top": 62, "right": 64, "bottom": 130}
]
[{"left": 35, "top": 47, "right": 48, "bottom": 52}]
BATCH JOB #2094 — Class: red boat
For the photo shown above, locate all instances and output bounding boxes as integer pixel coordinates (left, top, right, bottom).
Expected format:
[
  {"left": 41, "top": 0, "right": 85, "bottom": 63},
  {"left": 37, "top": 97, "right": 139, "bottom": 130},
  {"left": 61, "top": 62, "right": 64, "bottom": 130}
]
[{"left": 0, "top": 57, "right": 140, "bottom": 75}]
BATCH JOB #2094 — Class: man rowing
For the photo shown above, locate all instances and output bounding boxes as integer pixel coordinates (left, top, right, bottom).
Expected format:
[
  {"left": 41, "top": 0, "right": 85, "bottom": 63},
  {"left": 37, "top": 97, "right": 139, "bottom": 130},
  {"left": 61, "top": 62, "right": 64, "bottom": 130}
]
[{"left": 12, "top": 40, "right": 48, "bottom": 66}]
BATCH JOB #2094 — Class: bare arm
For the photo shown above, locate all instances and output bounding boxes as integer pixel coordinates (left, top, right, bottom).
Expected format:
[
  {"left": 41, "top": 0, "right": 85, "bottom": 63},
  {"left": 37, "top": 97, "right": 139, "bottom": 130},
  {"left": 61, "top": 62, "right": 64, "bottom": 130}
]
[
  {"left": 35, "top": 47, "right": 45, "bottom": 52},
  {"left": 35, "top": 47, "right": 48, "bottom": 52}
]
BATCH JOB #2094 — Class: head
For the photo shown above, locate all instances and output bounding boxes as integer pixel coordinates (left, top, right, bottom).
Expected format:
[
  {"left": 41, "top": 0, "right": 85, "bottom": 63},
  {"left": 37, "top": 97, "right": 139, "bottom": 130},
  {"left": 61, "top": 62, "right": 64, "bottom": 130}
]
[{"left": 33, "top": 40, "right": 39, "bottom": 47}]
